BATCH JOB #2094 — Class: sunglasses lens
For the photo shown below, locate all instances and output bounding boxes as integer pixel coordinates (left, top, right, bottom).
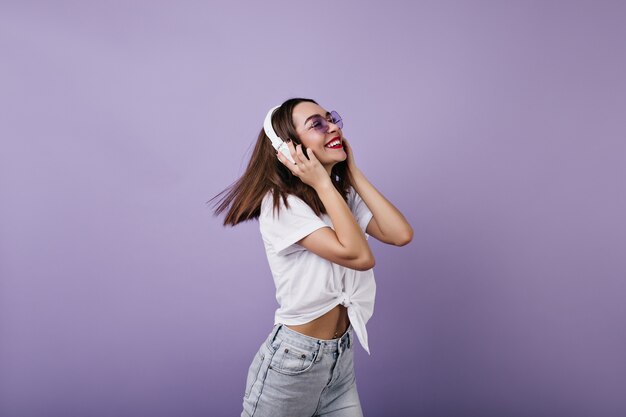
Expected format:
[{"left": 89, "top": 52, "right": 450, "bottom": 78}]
[
  {"left": 330, "top": 111, "right": 343, "bottom": 129},
  {"left": 310, "top": 112, "right": 343, "bottom": 133},
  {"left": 311, "top": 116, "right": 328, "bottom": 133}
]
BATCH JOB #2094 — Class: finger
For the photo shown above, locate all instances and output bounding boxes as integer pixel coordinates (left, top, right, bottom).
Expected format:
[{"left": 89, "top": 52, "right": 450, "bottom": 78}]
[
  {"left": 286, "top": 140, "right": 298, "bottom": 160},
  {"left": 283, "top": 141, "right": 302, "bottom": 167},
  {"left": 295, "top": 144, "right": 308, "bottom": 164},
  {"left": 342, "top": 138, "right": 351, "bottom": 156},
  {"left": 305, "top": 147, "right": 318, "bottom": 161},
  {"left": 276, "top": 150, "right": 299, "bottom": 174},
  {"left": 276, "top": 149, "right": 289, "bottom": 166}
]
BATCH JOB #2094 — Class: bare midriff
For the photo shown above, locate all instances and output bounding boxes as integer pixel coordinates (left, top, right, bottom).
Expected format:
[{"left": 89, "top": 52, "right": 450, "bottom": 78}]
[{"left": 286, "top": 304, "right": 350, "bottom": 340}]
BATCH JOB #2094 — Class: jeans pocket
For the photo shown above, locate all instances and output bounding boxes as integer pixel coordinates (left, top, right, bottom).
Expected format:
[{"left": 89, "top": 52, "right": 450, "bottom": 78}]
[
  {"left": 244, "top": 349, "right": 265, "bottom": 399},
  {"left": 270, "top": 341, "right": 318, "bottom": 376}
]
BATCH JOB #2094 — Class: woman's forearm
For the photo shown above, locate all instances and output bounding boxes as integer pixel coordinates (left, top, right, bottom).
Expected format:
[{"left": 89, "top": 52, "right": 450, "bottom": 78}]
[
  {"left": 314, "top": 182, "right": 374, "bottom": 261},
  {"left": 351, "top": 168, "right": 413, "bottom": 244}
]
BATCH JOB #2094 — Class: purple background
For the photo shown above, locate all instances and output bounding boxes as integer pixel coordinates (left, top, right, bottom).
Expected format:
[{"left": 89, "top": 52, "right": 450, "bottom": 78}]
[{"left": 1, "top": 1, "right": 625, "bottom": 416}]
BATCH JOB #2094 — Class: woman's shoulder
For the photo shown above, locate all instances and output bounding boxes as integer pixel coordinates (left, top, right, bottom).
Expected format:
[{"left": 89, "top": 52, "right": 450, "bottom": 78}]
[
  {"left": 260, "top": 190, "right": 307, "bottom": 218},
  {"left": 262, "top": 187, "right": 354, "bottom": 219}
]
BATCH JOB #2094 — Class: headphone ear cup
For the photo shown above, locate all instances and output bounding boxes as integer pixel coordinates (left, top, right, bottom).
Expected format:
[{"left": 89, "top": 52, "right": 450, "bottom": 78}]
[{"left": 277, "top": 142, "right": 295, "bottom": 164}]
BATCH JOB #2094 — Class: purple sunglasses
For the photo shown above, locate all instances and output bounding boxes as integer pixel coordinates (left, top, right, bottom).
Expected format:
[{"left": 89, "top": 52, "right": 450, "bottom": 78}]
[{"left": 307, "top": 110, "right": 343, "bottom": 133}]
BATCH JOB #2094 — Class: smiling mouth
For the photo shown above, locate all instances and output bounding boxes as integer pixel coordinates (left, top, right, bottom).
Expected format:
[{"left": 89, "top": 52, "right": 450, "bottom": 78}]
[{"left": 325, "top": 137, "right": 343, "bottom": 149}]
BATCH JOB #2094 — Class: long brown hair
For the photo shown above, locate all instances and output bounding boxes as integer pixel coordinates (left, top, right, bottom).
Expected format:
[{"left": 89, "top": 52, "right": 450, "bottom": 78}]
[{"left": 208, "top": 97, "right": 355, "bottom": 226}]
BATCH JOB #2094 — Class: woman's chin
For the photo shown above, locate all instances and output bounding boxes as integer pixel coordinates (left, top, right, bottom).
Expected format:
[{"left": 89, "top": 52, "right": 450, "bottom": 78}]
[
  {"left": 327, "top": 157, "right": 347, "bottom": 167},
  {"left": 328, "top": 148, "right": 347, "bottom": 159}
]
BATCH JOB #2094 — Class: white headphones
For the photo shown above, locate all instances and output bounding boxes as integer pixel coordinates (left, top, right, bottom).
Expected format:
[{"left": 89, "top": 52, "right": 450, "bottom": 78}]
[{"left": 263, "top": 105, "right": 295, "bottom": 163}]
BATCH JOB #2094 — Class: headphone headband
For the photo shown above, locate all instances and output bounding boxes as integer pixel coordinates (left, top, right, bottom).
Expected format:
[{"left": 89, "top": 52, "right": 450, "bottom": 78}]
[
  {"left": 263, "top": 104, "right": 295, "bottom": 163},
  {"left": 263, "top": 105, "right": 283, "bottom": 148}
]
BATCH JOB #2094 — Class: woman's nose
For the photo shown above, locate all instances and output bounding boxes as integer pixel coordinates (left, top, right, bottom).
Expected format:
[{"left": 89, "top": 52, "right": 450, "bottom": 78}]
[{"left": 326, "top": 121, "right": 339, "bottom": 133}]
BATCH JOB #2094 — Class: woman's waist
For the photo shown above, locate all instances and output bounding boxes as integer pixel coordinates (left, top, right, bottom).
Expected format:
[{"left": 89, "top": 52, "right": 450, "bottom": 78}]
[{"left": 282, "top": 304, "right": 350, "bottom": 340}]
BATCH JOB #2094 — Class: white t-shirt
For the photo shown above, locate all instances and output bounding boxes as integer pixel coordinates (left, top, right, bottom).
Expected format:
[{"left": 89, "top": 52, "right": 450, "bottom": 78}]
[{"left": 259, "top": 187, "right": 376, "bottom": 354}]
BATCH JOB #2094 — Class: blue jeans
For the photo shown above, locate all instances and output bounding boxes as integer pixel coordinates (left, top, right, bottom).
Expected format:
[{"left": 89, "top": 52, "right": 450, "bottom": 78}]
[{"left": 241, "top": 323, "right": 363, "bottom": 417}]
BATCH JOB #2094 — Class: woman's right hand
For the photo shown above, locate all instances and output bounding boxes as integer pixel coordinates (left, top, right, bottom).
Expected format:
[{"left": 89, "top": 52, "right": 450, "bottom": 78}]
[{"left": 277, "top": 141, "right": 332, "bottom": 190}]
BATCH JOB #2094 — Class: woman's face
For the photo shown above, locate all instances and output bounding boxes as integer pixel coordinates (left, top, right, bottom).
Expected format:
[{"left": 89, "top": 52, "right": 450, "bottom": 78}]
[{"left": 292, "top": 102, "right": 346, "bottom": 174}]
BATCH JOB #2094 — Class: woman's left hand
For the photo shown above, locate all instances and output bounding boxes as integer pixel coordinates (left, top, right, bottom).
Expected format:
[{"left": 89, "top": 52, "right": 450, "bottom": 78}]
[{"left": 342, "top": 137, "right": 359, "bottom": 174}]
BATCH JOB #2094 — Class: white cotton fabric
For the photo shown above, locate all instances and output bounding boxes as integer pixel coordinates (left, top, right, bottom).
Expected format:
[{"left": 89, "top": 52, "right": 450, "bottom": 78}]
[{"left": 258, "top": 187, "right": 376, "bottom": 354}]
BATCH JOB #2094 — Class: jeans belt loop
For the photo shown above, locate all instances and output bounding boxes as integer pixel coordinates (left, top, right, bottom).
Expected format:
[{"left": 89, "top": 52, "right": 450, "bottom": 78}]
[{"left": 314, "top": 340, "right": 323, "bottom": 362}]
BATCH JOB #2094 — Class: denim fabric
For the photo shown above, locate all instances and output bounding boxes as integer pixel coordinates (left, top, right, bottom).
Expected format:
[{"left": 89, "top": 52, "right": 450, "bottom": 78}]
[{"left": 241, "top": 324, "right": 363, "bottom": 417}]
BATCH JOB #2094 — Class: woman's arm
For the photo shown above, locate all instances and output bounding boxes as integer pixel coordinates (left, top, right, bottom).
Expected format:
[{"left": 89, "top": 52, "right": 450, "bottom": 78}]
[
  {"left": 277, "top": 142, "right": 375, "bottom": 271},
  {"left": 343, "top": 138, "right": 414, "bottom": 246},
  {"left": 352, "top": 168, "right": 413, "bottom": 246},
  {"left": 301, "top": 180, "right": 375, "bottom": 270}
]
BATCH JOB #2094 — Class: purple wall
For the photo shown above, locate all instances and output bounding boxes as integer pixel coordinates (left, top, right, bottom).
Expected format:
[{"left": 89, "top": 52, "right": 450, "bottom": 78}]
[{"left": 1, "top": 1, "right": 625, "bottom": 416}]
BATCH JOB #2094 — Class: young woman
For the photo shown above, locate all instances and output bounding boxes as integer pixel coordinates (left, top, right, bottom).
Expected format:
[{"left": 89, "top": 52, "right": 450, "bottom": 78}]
[{"left": 210, "top": 98, "right": 413, "bottom": 416}]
